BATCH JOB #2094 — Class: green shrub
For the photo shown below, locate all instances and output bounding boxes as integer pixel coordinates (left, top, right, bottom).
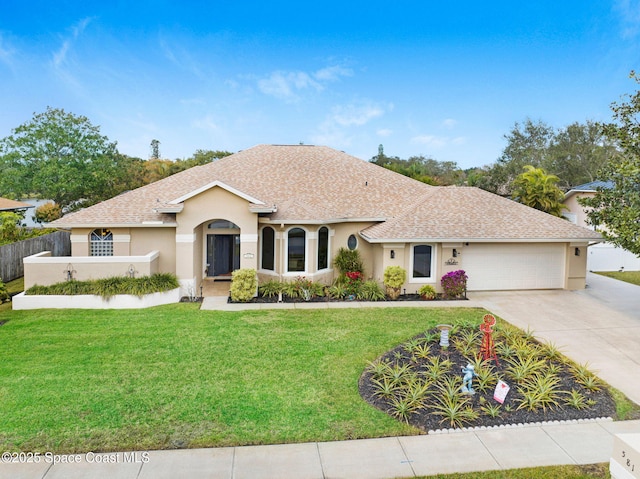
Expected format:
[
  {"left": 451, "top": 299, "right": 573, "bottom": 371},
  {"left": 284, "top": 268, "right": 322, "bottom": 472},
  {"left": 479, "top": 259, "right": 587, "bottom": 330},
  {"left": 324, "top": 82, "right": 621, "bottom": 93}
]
[
  {"left": 383, "top": 266, "right": 406, "bottom": 300},
  {"left": 418, "top": 284, "right": 436, "bottom": 299},
  {"left": 230, "top": 268, "right": 258, "bottom": 302},
  {"left": 258, "top": 279, "right": 284, "bottom": 298},
  {"left": 333, "top": 247, "right": 364, "bottom": 276},
  {"left": 0, "top": 278, "right": 9, "bottom": 303},
  {"left": 282, "top": 276, "right": 325, "bottom": 301},
  {"left": 25, "top": 273, "right": 179, "bottom": 299},
  {"left": 357, "top": 280, "right": 386, "bottom": 301}
]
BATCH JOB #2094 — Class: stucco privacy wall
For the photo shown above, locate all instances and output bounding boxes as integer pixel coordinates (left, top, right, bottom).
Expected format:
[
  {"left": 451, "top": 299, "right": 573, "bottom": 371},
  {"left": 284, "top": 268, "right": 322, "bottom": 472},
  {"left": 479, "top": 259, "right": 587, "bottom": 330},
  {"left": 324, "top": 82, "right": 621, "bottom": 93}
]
[
  {"left": 567, "top": 243, "right": 589, "bottom": 289},
  {"left": 23, "top": 251, "right": 160, "bottom": 289},
  {"left": 175, "top": 186, "right": 258, "bottom": 290}
]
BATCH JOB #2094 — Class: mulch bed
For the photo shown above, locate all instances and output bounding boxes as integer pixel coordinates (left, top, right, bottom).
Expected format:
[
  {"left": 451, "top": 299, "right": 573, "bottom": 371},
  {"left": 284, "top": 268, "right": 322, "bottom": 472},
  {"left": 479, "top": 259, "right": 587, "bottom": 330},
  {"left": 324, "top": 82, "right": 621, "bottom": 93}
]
[
  {"left": 229, "top": 294, "right": 468, "bottom": 304},
  {"left": 359, "top": 327, "right": 621, "bottom": 432}
]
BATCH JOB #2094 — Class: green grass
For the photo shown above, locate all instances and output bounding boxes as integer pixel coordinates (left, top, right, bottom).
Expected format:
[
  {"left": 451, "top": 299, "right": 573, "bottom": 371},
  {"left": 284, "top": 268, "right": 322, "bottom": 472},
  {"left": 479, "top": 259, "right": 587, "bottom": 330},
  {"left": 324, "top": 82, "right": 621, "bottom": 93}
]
[
  {"left": 0, "top": 304, "right": 487, "bottom": 453},
  {"left": 595, "top": 270, "right": 640, "bottom": 286},
  {"left": 0, "top": 277, "right": 24, "bottom": 312},
  {"left": 418, "top": 463, "right": 609, "bottom": 478}
]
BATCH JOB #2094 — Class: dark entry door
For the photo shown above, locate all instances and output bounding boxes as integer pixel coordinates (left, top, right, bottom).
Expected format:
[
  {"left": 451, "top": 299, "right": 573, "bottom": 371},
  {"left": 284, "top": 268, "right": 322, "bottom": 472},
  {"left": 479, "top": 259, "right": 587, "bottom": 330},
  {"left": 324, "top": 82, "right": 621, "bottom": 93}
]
[{"left": 207, "top": 234, "right": 240, "bottom": 277}]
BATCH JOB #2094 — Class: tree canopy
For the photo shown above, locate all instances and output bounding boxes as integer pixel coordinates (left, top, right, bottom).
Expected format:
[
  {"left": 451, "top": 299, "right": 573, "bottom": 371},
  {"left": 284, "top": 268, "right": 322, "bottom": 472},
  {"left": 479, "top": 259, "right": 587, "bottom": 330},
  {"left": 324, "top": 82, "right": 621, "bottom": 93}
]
[
  {"left": 475, "top": 119, "right": 614, "bottom": 195},
  {"left": 370, "top": 146, "right": 464, "bottom": 185},
  {"left": 0, "top": 107, "right": 136, "bottom": 211},
  {"left": 580, "top": 72, "right": 640, "bottom": 255}
]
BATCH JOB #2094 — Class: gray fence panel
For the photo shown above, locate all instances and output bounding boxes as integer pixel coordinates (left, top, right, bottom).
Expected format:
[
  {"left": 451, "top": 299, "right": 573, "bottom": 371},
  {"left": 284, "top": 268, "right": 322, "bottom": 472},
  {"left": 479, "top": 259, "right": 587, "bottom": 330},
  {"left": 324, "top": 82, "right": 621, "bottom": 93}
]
[{"left": 0, "top": 231, "right": 71, "bottom": 282}]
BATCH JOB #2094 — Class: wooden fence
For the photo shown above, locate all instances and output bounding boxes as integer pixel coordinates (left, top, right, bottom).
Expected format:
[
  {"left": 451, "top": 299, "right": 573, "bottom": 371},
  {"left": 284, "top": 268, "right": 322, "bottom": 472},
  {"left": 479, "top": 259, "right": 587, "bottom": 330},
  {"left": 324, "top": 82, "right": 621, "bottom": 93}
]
[{"left": 0, "top": 230, "right": 71, "bottom": 282}]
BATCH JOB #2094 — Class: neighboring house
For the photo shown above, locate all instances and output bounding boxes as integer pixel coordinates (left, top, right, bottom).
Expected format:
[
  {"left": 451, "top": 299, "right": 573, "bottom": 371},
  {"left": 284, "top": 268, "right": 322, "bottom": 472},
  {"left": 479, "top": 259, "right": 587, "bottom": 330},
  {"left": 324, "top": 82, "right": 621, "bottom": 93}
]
[
  {"left": 564, "top": 180, "right": 640, "bottom": 272},
  {"left": 25, "top": 144, "right": 601, "bottom": 294},
  {"left": 0, "top": 197, "right": 33, "bottom": 215}
]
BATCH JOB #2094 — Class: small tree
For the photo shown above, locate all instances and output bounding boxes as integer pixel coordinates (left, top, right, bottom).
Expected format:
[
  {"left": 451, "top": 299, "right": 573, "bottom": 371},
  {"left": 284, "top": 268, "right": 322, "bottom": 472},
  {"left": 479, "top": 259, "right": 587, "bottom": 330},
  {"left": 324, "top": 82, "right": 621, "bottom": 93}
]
[
  {"left": 34, "top": 202, "right": 63, "bottom": 224},
  {"left": 383, "top": 266, "right": 406, "bottom": 300},
  {"left": 0, "top": 212, "right": 22, "bottom": 244}
]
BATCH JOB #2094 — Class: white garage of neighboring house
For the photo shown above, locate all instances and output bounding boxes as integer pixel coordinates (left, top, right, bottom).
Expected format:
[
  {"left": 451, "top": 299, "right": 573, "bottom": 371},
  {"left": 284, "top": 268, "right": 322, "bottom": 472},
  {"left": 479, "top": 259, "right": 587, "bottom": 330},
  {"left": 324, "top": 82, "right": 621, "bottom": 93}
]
[
  {"left": 23, "top": 144, "right": 602, "bottom": 300},
  {"left": 563, "top": 181, "right": 640, "bottom": 272}
]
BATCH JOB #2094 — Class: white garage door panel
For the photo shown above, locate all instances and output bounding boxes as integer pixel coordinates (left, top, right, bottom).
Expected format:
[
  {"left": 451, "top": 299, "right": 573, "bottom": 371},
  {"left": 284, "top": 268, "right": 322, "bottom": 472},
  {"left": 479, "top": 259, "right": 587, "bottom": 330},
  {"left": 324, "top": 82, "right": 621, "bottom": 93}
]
[{"left": 464, "top": 244, "right": 565, "bottom": 291}]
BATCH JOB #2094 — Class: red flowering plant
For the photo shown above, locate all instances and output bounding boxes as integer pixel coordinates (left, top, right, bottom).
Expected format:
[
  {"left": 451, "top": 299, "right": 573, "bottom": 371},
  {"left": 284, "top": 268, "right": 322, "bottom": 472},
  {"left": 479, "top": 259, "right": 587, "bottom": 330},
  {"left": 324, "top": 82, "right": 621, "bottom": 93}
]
[
  {"left": 440, "top": 270, "right": 468, "bottom": 299},
  {"left": 344, "top": 271, "right": 363, "bottom": 296}
]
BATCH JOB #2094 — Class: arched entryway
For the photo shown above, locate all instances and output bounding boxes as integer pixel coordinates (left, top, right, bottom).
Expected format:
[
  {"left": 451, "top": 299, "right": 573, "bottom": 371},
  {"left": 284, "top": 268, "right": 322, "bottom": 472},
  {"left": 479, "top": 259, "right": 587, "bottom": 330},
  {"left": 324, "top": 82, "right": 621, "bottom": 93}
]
[{"left": 205, "top": 219, "right": 240, "bottom": 278}]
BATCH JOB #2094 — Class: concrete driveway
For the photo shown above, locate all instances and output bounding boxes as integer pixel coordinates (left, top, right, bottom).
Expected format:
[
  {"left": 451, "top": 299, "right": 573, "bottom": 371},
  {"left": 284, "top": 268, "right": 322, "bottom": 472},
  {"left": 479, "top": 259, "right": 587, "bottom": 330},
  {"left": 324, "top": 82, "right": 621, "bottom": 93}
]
[{"left": 471, "top": 272, "right": 640, "bottom": 405}]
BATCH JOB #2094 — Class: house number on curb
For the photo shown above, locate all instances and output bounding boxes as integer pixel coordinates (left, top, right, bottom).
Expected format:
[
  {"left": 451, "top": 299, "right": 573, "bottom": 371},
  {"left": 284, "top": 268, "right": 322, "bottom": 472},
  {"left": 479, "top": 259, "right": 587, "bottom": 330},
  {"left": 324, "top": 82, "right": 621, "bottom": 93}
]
[{"left": 621, "top": 450, "right": 636, "bottom": 473}]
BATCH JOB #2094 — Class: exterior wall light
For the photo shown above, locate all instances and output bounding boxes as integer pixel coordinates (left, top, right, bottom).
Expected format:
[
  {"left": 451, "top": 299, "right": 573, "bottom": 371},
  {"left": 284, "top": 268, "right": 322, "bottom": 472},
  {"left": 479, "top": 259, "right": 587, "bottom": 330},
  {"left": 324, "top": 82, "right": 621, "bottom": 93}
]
[{"left": 390, "top": 250, "right": 395, "bottom": 259}]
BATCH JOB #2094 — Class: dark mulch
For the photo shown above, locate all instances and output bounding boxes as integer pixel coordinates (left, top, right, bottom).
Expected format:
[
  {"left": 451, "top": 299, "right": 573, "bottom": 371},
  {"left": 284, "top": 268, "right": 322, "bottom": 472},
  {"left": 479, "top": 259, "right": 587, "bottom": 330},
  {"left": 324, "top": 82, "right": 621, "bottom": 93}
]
[
  {"left": 359, "top": 327, "right": 622, "bottom": 432},
  {"left": 229, "top": 294, "right": 468, "bottom": 304}
]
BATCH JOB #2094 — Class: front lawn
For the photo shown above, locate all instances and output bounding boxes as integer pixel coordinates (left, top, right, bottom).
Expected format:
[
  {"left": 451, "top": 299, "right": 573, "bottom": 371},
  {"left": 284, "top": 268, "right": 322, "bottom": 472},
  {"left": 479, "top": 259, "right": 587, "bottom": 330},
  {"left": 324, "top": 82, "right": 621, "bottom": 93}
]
[
  {"left": 595, "top": 270, "right": 640, "bottom": 286},
  {"left": 0, "top": 304, "right": 485, "bottom": 453}
]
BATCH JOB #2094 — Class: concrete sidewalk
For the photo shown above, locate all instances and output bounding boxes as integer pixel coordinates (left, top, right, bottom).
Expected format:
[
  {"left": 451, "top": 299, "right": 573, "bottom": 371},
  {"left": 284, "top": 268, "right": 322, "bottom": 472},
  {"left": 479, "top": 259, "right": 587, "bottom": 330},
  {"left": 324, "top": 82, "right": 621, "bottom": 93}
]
[
  {"left": 3, "top": 419, "right": 639, "bottom": 479},
  {"left": 3, "top": 278, "right": 640, "bottom": 479}
]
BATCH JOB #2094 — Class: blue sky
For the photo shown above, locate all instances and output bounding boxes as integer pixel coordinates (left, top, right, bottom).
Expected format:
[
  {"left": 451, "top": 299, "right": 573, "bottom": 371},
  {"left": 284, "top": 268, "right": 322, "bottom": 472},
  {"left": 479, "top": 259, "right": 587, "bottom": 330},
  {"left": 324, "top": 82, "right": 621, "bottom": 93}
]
[{"left": 1, "top": 1, "right": 639, "bottom": 169}]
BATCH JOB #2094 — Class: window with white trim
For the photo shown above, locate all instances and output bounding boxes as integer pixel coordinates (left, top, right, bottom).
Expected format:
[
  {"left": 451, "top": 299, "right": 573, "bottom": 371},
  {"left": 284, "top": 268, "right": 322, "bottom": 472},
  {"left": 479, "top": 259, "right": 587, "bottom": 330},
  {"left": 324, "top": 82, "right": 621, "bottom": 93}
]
[
  {"left": 90, "top": 229, "right": 113, "bottom": 256},
  {"left": 412, "top": 244, "right": 433, "bottom": 279},
  {"left": 287, "top": 227, "right": 306, "bottom": 272},
  {"left": 261, "top": 227, "right": 275, "bottom": 271}
]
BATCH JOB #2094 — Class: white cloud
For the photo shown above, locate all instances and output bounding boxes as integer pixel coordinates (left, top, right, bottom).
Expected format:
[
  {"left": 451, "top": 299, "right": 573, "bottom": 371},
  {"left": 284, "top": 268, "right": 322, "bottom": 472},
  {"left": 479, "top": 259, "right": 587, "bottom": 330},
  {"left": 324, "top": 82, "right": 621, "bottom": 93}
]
[
  {"left": 411, "top": 134, "right": 467, "bottom": 148},
  {"left": 256, "top": 65, "right": 352, "bottom": 102},
  {"left": 0, "top": 34, "right": 16, "bottom": 69},
  {"left": 314, "top": 65, "right": 353, "bottom": 81},
  {"left": 615, "top": 0, "right": 640, "bottom": 38},
  {"left": 377, "top": 128, "right": 393, "bottom": 137},
  {"left": 258, "top": 71, "right": 321, "bottom": 101},
  {"left": 331, "top": 102, "right": 385, "bottom": 127},
  {"left": 442, "top": 118, "right": 457, "bottom": 129},
  {"left": 192, "top": 115, "right": 220, "bottom": 133},
  {"left": 52, "top": 17, "right": 92, "bottom": 68}
]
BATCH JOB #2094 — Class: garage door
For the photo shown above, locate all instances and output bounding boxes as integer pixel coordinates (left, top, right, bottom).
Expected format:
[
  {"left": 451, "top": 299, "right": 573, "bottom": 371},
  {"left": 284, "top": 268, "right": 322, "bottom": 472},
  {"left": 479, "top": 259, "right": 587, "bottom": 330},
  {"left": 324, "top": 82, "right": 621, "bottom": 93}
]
[{"left": 463, "top": 243, "right": 565, "bottom": 291}]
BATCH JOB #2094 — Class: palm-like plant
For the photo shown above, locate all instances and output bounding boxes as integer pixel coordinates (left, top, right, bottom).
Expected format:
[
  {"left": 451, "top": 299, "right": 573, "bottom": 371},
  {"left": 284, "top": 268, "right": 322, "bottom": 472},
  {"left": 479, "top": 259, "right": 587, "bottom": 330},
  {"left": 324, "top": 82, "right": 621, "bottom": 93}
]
[{"left": 511, "top": 165, "right": 567, "bottom": 217}]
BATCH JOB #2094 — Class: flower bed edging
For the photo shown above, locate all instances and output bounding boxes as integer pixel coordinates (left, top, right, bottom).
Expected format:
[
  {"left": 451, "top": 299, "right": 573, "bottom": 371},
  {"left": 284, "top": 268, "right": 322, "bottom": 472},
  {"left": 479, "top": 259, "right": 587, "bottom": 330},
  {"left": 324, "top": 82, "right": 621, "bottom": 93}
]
[{"left": 12, "top": 288, "right": 181, "bottom": 310}]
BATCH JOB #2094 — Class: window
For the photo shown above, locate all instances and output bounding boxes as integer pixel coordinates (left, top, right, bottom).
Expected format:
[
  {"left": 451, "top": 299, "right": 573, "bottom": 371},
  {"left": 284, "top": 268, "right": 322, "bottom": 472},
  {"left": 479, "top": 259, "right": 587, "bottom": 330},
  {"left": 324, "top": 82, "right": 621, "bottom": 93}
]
[
  {"left": 287, "top": 228, "right": 306, "bottom": 272},
  {"left": 413, "top": 244, "right": 432, "bottom": 278},
  {"left": 208, "top": 220, "right": 239, "bottom": 229},
  {"left": 90, "top": 229, "right": 113, "bottom": 256},
  {"left": 317, "top": 226, "right": 329, "bottom": 270},
  {"left": 347, "top": 234, "right": 358, "bottom": 250},
  {"left": 261, "top": 227, "right": 275, "bottom": 270}
]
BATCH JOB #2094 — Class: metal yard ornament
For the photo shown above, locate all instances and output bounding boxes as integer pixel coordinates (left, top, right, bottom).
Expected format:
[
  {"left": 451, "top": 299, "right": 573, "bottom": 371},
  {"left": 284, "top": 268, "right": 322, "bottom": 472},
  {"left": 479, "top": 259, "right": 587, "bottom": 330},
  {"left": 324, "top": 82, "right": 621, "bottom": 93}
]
[{"left": 480, "top": 314, "right": 499, "bottom": 365}]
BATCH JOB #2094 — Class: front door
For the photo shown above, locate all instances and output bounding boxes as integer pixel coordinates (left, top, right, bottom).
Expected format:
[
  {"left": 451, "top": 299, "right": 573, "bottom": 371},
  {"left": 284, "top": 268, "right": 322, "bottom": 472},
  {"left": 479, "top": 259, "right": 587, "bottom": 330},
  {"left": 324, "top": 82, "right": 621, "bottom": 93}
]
[{"left": 206, "top": 234, "right": 240, "bottom": 277}]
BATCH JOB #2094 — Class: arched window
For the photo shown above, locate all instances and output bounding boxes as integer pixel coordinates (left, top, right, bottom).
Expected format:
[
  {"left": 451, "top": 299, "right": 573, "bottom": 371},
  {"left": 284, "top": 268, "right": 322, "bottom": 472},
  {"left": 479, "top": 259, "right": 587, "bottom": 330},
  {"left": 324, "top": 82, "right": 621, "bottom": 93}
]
[
  {"left": 90, "top": 229, "right": 113, "bottom": 256},
  {"left": 317, "top": 226, "right": 329, "bottom": 270},
  {"left": 413, "top": 244, "right": 433, "bottom": 278},
  {"left": 261, "top": 227, "right": 275, "bottom": 271},
  {"left": 287, "top": 228, "right": 306, "bottom": 272}
]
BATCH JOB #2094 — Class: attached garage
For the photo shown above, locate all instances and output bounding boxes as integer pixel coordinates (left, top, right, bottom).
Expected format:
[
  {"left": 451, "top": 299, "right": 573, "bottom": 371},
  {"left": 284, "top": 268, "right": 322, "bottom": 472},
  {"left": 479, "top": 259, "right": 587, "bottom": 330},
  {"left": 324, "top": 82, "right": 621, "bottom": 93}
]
[{"left": 463, "top": 243, "right": 566, "bottom": 291}]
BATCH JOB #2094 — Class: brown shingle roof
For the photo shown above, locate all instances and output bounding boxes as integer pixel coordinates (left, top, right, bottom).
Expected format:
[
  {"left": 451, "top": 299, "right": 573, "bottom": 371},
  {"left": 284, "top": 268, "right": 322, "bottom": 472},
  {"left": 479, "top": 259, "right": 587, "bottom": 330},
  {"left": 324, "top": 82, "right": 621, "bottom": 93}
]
[
  {"left": 361, "top": 186, "right": 602, "bottom": 241},
  {"left": 0, "top": 197, "right": 32, "bottom": 211},
  {"left": 52, "top": 144, "right": 602, "bottom": 242}
]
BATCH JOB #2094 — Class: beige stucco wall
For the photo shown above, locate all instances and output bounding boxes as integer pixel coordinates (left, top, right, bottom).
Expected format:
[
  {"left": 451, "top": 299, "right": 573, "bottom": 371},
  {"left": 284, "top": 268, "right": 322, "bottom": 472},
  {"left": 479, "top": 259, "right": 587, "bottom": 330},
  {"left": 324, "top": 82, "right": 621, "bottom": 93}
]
[
  {"left": 564, "top": 193, "right": 594, "bottom": 229},
  {"left": 130, "top": 228, "right": 176, "bottom": 274},
  {"left": 23, "top": 251, "right": 160, "bottom": 289},
  {"left": 176, "top": 186, "right": 258, "bottom": 287},
  {"left": 566, "top": 243, "right": 588, "bottom": 290}
]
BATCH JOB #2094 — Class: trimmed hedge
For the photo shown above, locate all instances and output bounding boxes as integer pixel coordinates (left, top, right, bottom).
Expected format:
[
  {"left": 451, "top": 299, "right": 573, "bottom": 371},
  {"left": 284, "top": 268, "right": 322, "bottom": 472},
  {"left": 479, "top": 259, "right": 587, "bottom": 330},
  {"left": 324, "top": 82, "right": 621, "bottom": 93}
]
[{"left": 25, "top": 273, "right": 180, "bottom": 299}]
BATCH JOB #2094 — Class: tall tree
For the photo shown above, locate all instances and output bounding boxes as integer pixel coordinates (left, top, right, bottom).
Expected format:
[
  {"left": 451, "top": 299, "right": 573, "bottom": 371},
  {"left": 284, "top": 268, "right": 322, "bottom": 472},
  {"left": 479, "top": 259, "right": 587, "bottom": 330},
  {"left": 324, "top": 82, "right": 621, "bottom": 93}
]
[
  {"left": 0, "top": 107, "right": 129, "bottom": 211},
  {"left": 547, "top": 121, "right": 614, "bottom": 190},
  {"left": 512, "top": 165, "right": 567, "bottom": 217},
  {"left": 476, "top": 119, "right": 554, "bottom": 195},
  {"left": 150, "top": 139, "right": 161, "bottom": 159},
  {"left": 580, "top": 72, "right": 640, "bottom": 255}
]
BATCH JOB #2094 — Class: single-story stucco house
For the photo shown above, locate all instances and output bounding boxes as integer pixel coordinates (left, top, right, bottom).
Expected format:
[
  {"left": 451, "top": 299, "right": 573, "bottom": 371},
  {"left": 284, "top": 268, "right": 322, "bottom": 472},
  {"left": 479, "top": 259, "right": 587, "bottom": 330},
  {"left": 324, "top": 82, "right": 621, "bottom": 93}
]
[
  {"left": 25, "top": 144, "right": 602, "bottom": 295},
  {"left": 564, "top": 180, "right": 640, "bottom": 272}
]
